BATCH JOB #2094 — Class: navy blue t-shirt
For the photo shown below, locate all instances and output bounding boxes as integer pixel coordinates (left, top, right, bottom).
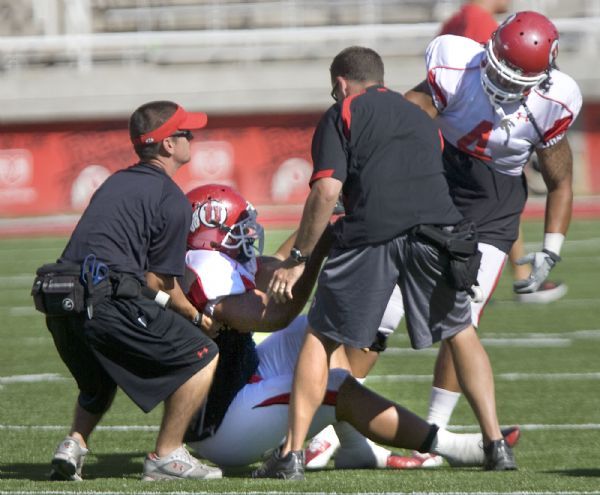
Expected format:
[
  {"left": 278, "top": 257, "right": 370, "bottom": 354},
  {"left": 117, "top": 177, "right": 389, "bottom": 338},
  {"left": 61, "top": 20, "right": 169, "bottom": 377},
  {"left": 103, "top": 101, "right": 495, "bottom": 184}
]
[
  {"left": 62, "top": 162, "right": 191, "bottom": 281},
  {"left": 310, "top": 85, "right": 462, "bottom": 248}
]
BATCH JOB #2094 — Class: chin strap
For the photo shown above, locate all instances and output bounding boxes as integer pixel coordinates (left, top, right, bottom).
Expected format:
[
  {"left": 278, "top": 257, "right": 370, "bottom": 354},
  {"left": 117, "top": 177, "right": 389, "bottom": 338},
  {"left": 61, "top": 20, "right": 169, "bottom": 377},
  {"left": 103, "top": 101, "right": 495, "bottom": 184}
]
[{"left": 520, "top": 97, "right": 546, "bottom": 146}]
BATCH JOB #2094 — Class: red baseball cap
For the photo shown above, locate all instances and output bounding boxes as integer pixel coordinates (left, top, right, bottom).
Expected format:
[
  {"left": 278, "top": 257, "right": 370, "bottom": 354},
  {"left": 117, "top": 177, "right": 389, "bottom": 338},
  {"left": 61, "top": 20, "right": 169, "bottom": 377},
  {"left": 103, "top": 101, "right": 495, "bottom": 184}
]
[{"left": 134, "top": 105, "right": 208, "bottom": 145}]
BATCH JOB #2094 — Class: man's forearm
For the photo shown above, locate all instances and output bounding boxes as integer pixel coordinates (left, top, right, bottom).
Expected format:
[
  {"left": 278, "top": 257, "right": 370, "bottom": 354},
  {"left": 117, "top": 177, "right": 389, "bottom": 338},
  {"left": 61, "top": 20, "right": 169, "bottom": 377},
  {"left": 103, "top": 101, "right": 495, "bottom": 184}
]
[
  {"left": 146, "top": 272, "right": 197, "bottom": 321},
  {"left": 294, "top": 178, "right": 342, "bottom": 256},
  {"left": 544, "top": 185, "right": 572, "bottom": 236}
]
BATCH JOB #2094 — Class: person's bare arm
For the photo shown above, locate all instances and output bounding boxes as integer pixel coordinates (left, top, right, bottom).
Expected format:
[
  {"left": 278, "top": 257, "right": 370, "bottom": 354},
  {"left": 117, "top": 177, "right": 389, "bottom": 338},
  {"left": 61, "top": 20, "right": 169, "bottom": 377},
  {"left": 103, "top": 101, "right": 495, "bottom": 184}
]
[
  {"left": 267, "top": 177, "right": 342, "bottom": 303},
  {"left": 404, "top": 80, "right": 439, "bottom": 119},
  {"left": 537, "top": 136, "right": 573, "bottom": 235},
  {"left": 513, "top": 137, "right": 573, "bottom": 293},
  {"left": 215, "top": 226, "right": 334, "bottom": 332}
]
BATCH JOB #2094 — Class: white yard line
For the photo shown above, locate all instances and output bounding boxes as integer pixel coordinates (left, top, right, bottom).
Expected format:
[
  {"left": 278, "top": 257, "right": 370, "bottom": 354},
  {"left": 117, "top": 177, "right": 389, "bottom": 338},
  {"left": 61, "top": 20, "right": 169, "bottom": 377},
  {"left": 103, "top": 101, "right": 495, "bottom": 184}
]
[
  {"left": 3, "top": 371, "right": 599, "bottom": 387},
  {"left": 1, "top": 491, "right": 600, "bottom": 495},
  {"left": 0, "top": 373, "right": 66, "bottom": 384},
  {"left": 3, "top": 423, "right": 600, "bottom": 433},
  {"left": 365, "top": 372, "right": 600, "bottom": 383}
]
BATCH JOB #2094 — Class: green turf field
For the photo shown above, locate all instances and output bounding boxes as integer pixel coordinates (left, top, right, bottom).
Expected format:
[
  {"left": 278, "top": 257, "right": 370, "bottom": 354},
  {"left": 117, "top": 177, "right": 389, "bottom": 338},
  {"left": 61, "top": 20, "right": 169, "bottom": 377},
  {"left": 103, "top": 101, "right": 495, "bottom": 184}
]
[{"left": 1, "top": 219, "right": 599, "bottom": 494}]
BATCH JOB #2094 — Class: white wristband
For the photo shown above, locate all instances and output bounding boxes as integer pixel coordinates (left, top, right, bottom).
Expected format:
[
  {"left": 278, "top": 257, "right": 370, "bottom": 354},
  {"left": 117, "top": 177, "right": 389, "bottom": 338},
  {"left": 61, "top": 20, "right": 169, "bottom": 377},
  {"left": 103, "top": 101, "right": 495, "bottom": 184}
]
[{"left": 543, "top": 232, "right": 565, "bottom": 256}]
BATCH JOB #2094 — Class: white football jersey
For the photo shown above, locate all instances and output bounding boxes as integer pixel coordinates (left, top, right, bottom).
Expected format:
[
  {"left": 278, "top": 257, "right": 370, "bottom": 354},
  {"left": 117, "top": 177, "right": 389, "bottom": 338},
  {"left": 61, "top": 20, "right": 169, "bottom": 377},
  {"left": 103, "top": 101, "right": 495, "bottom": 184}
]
[
  {"left": 186, "top": 249, "right": 256, "bottom": 312},
  {"left": 425, "top": 35, "right": 582, "bottom": 176}
]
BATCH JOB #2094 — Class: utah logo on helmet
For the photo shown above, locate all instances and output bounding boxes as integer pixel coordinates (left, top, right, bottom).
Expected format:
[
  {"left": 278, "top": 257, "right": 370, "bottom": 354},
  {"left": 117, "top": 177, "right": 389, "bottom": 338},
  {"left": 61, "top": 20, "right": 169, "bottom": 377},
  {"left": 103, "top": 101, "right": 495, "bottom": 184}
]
[{"left": 187, "top": 184, "right": 264, "bottom": 260}]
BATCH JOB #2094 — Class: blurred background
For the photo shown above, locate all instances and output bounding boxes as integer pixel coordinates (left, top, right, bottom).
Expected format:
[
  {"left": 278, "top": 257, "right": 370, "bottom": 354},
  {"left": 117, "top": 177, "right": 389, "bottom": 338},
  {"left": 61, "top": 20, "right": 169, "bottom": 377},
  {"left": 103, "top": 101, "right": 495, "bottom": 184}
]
[{"left": 1, "top": 0, "right": 599, "bottom": 234}]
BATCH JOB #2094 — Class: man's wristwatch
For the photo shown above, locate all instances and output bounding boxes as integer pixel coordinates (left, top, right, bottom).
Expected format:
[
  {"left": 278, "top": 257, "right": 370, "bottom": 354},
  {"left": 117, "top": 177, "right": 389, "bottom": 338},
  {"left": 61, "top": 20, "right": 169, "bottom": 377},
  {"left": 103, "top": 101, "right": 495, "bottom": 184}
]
[
  {"left": 192, "top": 311, "right": 202, "bottom": 327},
  {"left": 290, "top": 247, "right": 309, "bottom": 263}
]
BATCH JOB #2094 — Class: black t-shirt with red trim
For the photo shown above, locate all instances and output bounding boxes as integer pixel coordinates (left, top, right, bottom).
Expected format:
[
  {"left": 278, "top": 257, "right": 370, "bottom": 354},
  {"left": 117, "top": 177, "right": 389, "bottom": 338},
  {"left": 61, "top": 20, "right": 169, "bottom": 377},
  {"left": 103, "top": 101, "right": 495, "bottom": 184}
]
[
  {"left": 62, "top": 162, "right": 191, "bottom": 281},
  {"left": 310, "top": 84, "right": 462, "bottom": 248}
]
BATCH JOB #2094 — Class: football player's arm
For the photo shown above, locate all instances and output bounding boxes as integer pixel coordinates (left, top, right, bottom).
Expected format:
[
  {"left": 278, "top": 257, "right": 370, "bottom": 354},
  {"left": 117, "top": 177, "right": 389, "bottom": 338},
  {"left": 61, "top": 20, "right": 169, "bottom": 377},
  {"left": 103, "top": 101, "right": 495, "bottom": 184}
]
[
  {"left": 404, "top": 80, "right": 439, "bottom": 119},
  {"left": 146, "top": 271, "right": 220, "bottom": 337},
  {"left": 218, "top": 227, "right": 333, "bottom": 332},
  {"left": 514, "top": 137, "right": 572, "bottom": 293},
  {"left": 537, "top": 136, "right": 573, "bottom": 238}
]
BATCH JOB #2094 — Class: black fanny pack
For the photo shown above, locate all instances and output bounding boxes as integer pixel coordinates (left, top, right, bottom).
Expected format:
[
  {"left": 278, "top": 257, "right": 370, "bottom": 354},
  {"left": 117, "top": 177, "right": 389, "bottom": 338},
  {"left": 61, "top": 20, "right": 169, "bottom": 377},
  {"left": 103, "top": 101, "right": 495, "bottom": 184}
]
[
  {"left": 31, "top": 262, "right": 87, "bottom": 316},
  {"left": 413, "top": 219, "right": 482, "bottom": 295},
  {"left": 31, "top": 262, "right": 111, "bottom": 317}
]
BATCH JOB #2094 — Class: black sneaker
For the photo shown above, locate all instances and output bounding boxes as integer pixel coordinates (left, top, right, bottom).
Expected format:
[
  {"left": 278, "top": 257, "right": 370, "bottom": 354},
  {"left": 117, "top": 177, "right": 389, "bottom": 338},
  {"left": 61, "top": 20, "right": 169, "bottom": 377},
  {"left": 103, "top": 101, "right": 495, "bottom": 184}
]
[
  {"left": 483, "top": 439, "right": 517, "bottom": 471},
  {"left": 252, "top": 447, "right": 305, "bottom": 480}
]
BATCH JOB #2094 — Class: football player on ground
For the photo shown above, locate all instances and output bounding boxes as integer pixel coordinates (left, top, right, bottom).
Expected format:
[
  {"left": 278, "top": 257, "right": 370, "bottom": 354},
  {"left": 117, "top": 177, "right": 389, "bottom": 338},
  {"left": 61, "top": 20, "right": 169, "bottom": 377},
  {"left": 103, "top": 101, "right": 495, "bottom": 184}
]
[{"left": 180, "top": 184, "right": 504, "bottom": 474}]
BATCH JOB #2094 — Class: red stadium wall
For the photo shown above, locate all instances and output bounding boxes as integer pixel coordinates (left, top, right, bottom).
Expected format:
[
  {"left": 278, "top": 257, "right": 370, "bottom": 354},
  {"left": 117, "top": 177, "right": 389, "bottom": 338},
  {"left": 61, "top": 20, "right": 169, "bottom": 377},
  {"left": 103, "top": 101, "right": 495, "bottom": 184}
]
[
  {"left": 1, "top": 109, "right": 600, "bottom": 237},
  {"left": 0, "top": 114, "right": 320, "bottom": 220}
]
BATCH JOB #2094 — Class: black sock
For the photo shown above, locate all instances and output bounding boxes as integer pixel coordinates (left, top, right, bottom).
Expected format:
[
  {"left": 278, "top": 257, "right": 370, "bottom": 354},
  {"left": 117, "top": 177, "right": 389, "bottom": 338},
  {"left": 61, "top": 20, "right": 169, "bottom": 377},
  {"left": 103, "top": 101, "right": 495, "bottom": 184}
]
[{"left": 418, "top": 423, "right": 440, "bottom": 453}]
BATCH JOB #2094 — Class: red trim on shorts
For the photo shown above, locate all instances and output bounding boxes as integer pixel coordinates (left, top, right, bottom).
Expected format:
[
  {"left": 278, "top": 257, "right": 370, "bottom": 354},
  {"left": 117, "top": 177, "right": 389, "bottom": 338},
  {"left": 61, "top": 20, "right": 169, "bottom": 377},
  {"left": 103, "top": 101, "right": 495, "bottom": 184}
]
[
  {"left": 252, "top": 390, "right": 338, "bottom": 408},
  {"left": 475, "top": 256, "right": 507, "bottom": 326}
]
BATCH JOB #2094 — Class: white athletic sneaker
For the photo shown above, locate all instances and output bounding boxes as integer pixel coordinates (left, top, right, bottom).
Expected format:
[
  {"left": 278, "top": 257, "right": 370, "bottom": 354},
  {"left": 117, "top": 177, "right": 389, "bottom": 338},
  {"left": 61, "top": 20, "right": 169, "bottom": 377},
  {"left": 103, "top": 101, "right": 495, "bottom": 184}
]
[
  {"left": 304, "top": 437, "right": 339, "bottom": 469},
  {"left": 386, "top": 451, "right": 444, "bottom": 469},
  {"left": 141, "top": 445, "right": 222, "bottom": 481},
  {"left": 50, "top": 435, "right": 89, "bottom": 481}
]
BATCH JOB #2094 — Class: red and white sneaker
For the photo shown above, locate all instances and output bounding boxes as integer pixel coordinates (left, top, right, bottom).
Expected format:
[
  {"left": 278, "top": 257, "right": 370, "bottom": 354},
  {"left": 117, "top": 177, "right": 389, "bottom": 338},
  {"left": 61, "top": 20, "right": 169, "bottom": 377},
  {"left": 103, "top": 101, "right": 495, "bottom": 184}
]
[
  {"left": 304, "top": 438, "right": 339, "bottom": 470},
  {"left": 387, "top": 452, "right": 444, "bottom": 469}
]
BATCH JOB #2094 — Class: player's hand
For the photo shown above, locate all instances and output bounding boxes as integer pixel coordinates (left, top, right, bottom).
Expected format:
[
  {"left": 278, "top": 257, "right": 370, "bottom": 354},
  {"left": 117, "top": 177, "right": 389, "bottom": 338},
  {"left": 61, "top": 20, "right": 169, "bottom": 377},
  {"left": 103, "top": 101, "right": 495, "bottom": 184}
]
[
  {"left": 513, "top": 250, "right": 561, "bottom": 294},
  {"left": 267, "top": 258, "right": 306, "bottom": 304},
  {"left": 199, "top": 313, "right": 223, "bottom": 339}
]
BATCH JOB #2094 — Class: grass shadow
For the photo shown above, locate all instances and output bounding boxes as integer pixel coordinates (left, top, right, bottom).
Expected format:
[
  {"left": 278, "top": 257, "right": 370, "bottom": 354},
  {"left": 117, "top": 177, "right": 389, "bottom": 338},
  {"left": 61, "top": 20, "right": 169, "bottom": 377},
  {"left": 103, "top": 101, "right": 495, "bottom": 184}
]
[
  {"left": 546, "top": 468, "right": 600, "bottom": 477},
  {"left": 0, "top": 452, "right": 142, "bottom": 481}
]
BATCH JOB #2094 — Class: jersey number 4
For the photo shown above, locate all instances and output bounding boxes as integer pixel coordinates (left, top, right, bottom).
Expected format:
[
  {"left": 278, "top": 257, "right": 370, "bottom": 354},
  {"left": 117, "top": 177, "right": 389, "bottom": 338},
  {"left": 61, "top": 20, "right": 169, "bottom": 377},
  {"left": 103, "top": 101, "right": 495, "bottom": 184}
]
[{"left": 456, "top": 121, "right": 493, "bottom": 160}]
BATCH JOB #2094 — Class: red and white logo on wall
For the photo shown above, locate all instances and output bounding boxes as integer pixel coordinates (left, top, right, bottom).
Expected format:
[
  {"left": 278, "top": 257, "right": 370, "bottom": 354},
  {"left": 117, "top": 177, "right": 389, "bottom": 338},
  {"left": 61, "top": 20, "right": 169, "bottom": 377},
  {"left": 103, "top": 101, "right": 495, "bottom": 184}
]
[
  {"left": 70, "top": 164, "right": 111, "bottom": 211},
  {"left": 0, "top": 149, "right": 36, "bottom": 207},
  {"left": 188, "top": 141, "right": 236, "bottom": 190}
]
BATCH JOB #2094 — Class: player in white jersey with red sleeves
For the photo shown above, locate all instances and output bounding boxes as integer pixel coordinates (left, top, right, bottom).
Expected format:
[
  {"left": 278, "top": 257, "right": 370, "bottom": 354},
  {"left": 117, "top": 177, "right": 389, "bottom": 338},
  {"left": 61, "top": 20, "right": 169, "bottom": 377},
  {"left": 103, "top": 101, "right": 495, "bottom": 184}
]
[
  {"left": 389, "top": 10, "right": 581, "bottom": 468},
  {"left": 179, "top": 184, "right": 505, "bottom": 474}
]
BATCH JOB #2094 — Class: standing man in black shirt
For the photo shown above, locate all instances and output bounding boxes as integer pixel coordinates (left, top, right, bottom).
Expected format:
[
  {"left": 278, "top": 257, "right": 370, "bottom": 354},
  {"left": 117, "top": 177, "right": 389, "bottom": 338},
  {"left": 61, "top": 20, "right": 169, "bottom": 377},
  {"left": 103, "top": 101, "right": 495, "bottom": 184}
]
[
  {"left": 253, "top": 46, "right": 514, "bottom": 479},
  {"left": 38, "top": 101, "right": 221, "bottom": 481}
]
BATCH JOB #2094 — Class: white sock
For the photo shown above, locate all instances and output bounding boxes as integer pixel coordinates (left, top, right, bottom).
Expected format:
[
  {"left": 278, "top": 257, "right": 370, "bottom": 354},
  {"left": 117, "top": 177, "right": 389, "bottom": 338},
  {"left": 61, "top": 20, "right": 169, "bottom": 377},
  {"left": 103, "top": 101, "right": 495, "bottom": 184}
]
[
  {"left": 430, "top": 428, "right": 484, "bottom": 467},
  {"left": 427, "top": 386, "right": 461, "bottom": 429}
]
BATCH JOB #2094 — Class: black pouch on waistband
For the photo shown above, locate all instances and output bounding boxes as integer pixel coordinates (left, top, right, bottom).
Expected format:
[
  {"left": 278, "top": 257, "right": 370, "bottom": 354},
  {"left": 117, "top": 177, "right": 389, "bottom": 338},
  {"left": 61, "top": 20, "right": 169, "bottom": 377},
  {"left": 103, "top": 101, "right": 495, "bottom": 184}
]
[
  {"left": 413, "top": 219, "right": 482, "bottom": 293},
  {"left": 31, "top": 262, "right": 86, "bottom": 316}
]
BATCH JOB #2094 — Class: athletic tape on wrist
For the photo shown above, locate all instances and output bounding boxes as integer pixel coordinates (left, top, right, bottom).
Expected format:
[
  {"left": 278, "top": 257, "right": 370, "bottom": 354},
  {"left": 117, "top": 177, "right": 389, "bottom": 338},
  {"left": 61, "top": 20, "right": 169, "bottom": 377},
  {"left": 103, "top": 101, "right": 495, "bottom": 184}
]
[{"left": 543, "top": 232, "right": 565, "bottom": 256}]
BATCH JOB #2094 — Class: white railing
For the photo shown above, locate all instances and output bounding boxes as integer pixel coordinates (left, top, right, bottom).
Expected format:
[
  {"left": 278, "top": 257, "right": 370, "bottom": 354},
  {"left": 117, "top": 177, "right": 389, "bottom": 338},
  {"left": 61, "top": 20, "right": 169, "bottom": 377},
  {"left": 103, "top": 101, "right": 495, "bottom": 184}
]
[{"left": 1, "top": 17, "right": 599, "bottom": 70}]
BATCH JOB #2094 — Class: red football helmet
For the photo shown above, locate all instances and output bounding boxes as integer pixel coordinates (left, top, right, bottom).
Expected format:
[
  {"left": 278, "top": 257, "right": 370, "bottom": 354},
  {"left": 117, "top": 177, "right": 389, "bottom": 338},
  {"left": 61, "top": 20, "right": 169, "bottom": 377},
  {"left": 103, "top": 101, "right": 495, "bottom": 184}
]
[
  {"left": 481, "top": 11, "right": 559, "bottom": 104},
  {"left": 187, "top": 184, "right": 264, "bottom": 260}
]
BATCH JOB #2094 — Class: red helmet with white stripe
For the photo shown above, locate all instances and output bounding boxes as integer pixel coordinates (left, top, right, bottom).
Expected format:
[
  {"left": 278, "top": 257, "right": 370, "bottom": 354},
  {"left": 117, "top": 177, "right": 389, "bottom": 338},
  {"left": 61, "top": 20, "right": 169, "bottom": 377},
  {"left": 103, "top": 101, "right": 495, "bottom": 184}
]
[
  {"left": 481, "top": 11, "right": 559, "bottom": 104},
  {"left": 186, "top": 184, "right": 264, "bottom": 260}
]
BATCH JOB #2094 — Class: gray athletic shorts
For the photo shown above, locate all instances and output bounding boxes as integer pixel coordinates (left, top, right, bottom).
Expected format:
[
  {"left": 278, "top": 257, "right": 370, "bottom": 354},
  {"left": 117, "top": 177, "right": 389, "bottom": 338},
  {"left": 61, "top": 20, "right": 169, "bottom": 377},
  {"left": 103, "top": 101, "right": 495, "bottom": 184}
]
[{"left": 308, "top": 230, "right": 471, "bottom": 350}]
